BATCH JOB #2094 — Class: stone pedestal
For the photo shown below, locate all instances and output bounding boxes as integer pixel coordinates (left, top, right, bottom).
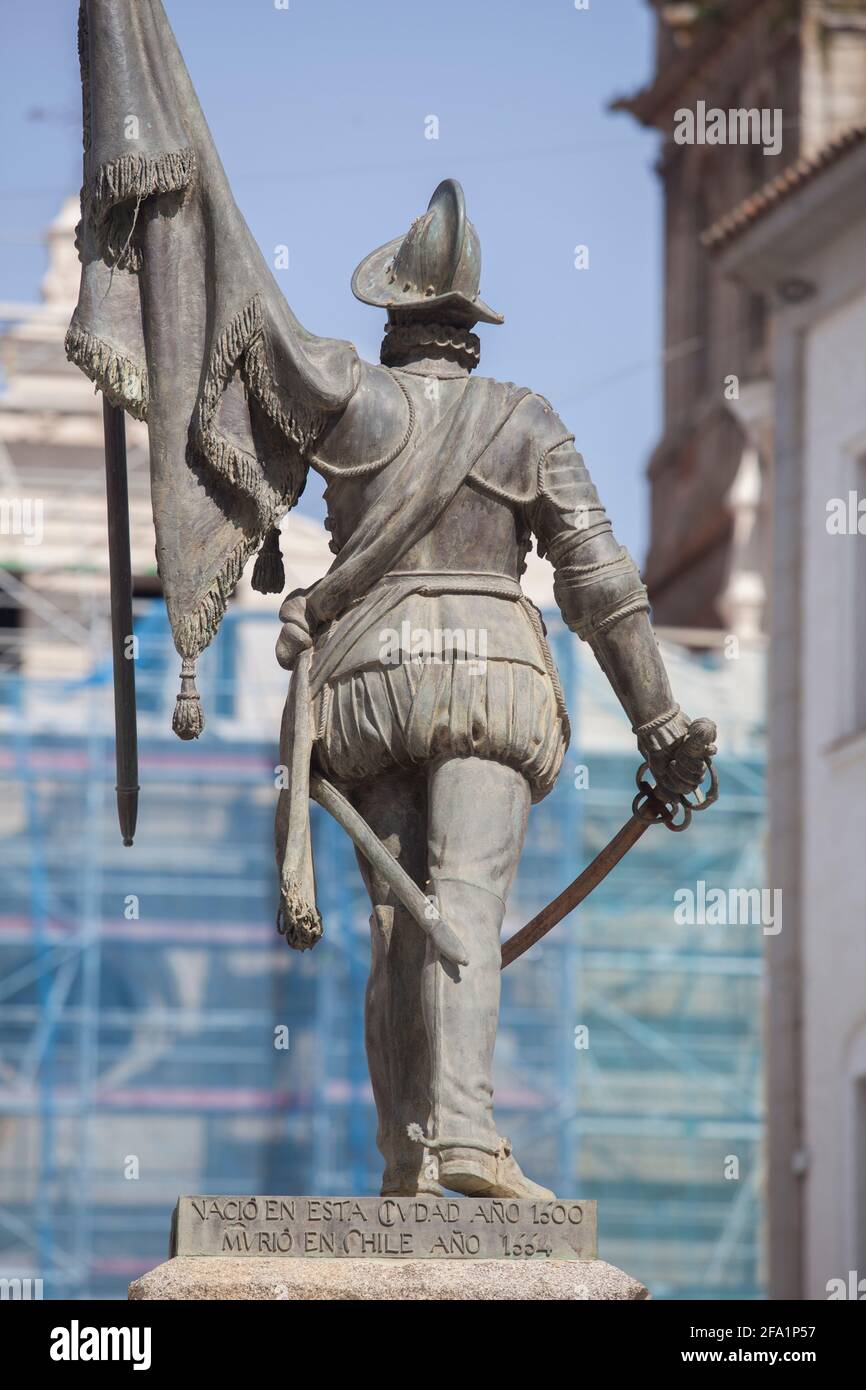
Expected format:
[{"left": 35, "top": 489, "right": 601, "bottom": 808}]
[
  {"left": 130, "top": 1255, "right": 648, "bottom": 1301},
  {"left": 130, "top": 1194, "right": 648, "bottom": 1300}
]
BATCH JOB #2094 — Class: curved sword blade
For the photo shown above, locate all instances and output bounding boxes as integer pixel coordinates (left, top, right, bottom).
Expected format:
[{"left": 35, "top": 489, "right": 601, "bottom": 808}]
[{"left": 501, "top": 814, "right": 648, "bottom": 970}]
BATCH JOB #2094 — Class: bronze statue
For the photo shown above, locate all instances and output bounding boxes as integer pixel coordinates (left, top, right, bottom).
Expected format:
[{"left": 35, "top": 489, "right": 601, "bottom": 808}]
[{"left": 67, "top": 0, "right": 717, "bottom": 1203}]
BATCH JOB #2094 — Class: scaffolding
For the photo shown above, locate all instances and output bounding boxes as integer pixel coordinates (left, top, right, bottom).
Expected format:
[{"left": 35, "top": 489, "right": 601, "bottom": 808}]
[{"left": 0, "top": 593, "right": 765, "bottom": 1299}]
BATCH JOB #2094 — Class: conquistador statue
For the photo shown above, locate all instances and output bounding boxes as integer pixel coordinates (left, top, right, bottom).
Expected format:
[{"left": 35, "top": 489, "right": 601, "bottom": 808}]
[{"left": 67, "top": 0, "right": 715, "bottom": 1204}]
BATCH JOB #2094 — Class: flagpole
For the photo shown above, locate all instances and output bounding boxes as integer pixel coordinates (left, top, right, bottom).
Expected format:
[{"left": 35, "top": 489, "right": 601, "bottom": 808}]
[{"left": 102, "top": 398, "right": 139, "bottom": 846}]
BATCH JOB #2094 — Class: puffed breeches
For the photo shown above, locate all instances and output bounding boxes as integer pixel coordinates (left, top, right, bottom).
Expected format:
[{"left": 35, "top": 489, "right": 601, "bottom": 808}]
[{"left": 315, "top": 654, "right": 566, "bottom": 803}]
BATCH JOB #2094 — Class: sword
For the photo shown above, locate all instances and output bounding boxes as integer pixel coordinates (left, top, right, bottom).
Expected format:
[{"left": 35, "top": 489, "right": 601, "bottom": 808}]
[
  {"left": 309, "top": 774, "right": 469, "bottom": 967},
  {"left": 102, "top": 399, "right": 139, "bottom": 847},
  {"left": 501, "top": 718, "right": 718, "bottom": 969}
]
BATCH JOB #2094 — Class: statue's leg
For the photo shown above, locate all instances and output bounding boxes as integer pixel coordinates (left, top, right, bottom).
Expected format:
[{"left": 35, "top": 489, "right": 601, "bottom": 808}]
[
  {"left": 422, "top": 754, "right": 555, "bottom": 1200},
  {"left": 349, "top": 767, "right": 439, "bottom": 1196}
]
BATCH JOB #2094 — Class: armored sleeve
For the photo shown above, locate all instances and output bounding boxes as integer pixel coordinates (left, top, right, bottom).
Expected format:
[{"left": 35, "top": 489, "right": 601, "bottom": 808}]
[
  {"left": 526, "top": 404, "right": 689, "bottom": 758},
  {"left": 530, "top": 437, "right": 650, "bottom": 642}
]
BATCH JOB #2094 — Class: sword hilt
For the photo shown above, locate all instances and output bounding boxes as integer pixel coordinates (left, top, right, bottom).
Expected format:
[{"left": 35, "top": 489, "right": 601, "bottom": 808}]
[{"left": 632, "top": 717, "right": 719, "bottom": 833}]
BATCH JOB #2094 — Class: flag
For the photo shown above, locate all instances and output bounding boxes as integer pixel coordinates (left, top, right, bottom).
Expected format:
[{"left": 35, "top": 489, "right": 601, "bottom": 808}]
[{"left": 66, "top": 0, "right": 359, "bottom": 736}]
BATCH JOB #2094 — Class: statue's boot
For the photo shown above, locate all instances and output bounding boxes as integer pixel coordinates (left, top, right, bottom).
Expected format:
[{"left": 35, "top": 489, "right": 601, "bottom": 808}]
[
  {"left": 366, "top": 906, "right": 444, "bottom": 1198},
  {"left": 436, "top": 1137, "right": 555, "bottom": 1201},
  {"left": 420, "top": 875, "right": 555, "bottom": 1201}
]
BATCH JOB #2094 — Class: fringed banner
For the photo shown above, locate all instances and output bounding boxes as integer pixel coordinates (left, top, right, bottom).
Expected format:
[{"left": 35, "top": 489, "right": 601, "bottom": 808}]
[
  {"left": 66, "top": 0, "right": 359, "bottom": 739},
  {"left": 65, "top": 322, "right": 149, "bottom": 421}
]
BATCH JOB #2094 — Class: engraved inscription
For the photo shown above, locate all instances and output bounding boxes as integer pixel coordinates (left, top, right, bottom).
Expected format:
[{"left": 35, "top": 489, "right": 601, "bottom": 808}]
[{"left": 173, "top": 1195, "right": 597, "bottom": 1261}]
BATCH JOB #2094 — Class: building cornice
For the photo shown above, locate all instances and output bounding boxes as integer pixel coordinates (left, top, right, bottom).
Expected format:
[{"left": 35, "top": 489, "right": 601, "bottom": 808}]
[{"left": 611, "top": 0, "right": 775, "bottom": 128}]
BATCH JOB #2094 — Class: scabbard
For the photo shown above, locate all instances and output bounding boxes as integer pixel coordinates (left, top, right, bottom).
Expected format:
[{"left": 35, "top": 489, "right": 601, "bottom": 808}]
[{"left": 309, "top": 774, "right": 469, "bottom": 967}]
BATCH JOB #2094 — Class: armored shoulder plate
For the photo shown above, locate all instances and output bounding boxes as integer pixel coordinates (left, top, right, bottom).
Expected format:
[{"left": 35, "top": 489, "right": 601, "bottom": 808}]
[
  {"left": 308, "top": 360, "right": 413, "bottom": 478},
  {"left": 469, "top": 391, "right": 575, "bottom": 506}
]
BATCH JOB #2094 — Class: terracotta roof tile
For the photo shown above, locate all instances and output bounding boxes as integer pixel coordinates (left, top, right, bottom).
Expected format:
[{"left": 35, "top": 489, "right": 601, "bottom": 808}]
[{"left": 702, "top": 123, "right": 866, "bottom": 250}]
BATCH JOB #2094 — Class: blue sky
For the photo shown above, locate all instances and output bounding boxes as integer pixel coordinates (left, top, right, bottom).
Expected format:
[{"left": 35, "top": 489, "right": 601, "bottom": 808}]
[{"left": 0, "top": 0, "right": 662, "bottom": 560}]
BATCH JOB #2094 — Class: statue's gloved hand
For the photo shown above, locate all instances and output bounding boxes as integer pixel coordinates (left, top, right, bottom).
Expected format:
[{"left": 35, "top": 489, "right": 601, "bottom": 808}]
[
  {"left": 276, "top": 589, "right": 314, "bottom": 672},
  {"left": 638, "top": 710, "right": 716, "bottom": 800}
]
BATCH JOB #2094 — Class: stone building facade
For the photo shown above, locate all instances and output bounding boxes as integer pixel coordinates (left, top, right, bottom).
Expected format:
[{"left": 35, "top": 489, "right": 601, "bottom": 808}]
[
  {"left": 713, "top": 122, "right": 866, "bottom": 1303},
  {"left": 616, "top": 0, "right": 866, "bottom": 635}
]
